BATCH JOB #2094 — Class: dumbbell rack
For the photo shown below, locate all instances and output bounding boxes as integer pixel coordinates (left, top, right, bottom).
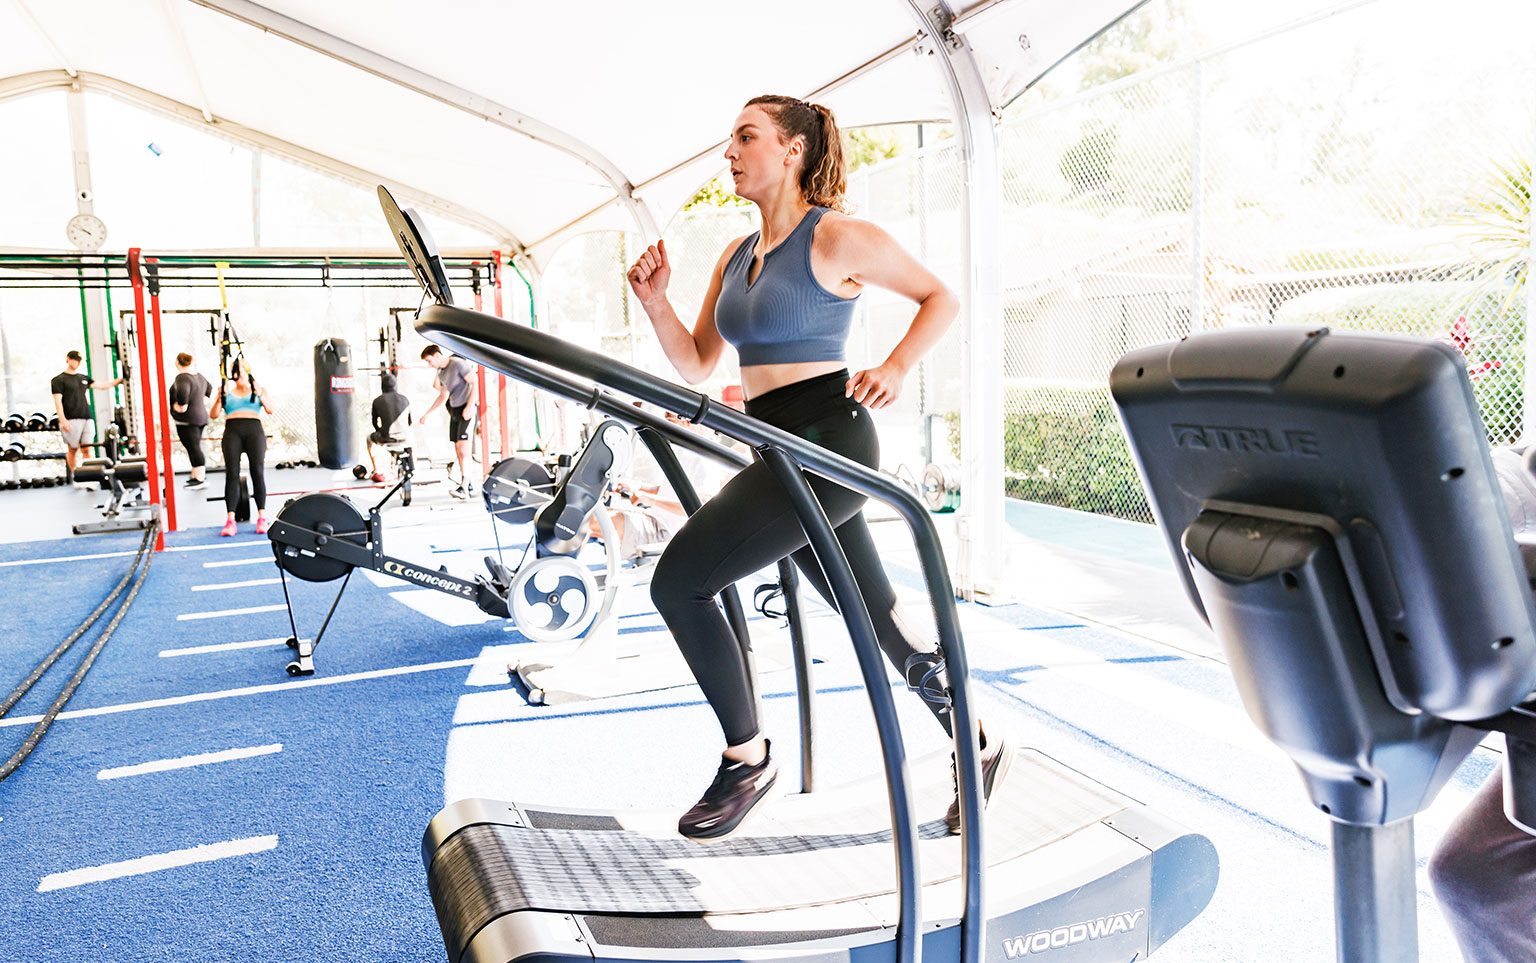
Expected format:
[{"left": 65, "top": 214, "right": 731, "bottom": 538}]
[{"left": 2, "top": 413, "right": 68, "bottom": 490}]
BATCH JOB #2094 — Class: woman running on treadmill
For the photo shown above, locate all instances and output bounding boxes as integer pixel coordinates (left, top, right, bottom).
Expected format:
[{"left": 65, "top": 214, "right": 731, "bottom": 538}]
[
  {"left": 628, "top": 94, "right": 1011, "bottom": 840},
  {"left": 210, "top": 357, "right": 273, "bottom": 537}
]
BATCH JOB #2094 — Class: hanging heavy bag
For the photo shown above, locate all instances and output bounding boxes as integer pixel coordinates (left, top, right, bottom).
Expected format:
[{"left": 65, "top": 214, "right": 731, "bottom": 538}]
[{"left": 314, "top": 338, "right": 356, "bottom": 470}]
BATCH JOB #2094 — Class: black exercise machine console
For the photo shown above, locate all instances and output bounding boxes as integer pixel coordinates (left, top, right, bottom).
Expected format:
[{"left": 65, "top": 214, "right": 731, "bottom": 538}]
[{"left": 1112, "top": 326, "right": 1536, "bottom": 963}]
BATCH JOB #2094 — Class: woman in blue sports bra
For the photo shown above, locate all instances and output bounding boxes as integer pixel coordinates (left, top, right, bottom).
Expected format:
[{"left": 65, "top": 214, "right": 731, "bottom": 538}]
[
  {"left": 209, "top": 358, "right": 273, "bottom": 537},
  {"left": 628, "top": 94, "right": 1011, "bottom": 840}
]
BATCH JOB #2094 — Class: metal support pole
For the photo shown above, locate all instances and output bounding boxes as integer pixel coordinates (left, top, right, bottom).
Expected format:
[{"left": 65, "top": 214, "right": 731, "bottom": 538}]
[
  {"left": 471, "top": 268, "right": 491, "bottom": 475},
  {"left": 1331, "top": 820, "right": 1418, "bottom": 963},
  {"left": 756, "top": 444, "right": 920, "bottom": 963},
  {"left": 127, "top": 249, "right": 164, "bottom": 552},
  {"left": 777, "top": 558, "right": 816, "bottom": 792},
  {"left": 492, "top": 250, "right": 510, "bottom": 459},
  {"left": 906, "top": 1, "right": 1006, "bottom": 604},
  {"left": 147, "top": 261, "right": 178, "bottom": 531}
]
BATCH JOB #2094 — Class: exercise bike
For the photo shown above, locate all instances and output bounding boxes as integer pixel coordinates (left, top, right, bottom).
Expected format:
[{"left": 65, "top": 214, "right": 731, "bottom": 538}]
[{"left": 267, "top": 418, "right": 632, "bottom": 676}]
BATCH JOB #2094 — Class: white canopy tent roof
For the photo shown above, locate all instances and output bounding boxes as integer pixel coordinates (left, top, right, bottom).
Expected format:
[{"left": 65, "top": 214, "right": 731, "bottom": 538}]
[
  {"left": 0, "top": 0, "right": 1143, "bottom": 593},
  {"left": 1, "top": 0, "right": 1141, "bottom": 269}
]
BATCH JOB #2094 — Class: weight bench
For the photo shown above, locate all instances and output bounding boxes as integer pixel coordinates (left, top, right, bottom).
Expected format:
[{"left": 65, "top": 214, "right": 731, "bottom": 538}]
[{"left": 73, "top": 427, "right": 158, "bottom": 535}]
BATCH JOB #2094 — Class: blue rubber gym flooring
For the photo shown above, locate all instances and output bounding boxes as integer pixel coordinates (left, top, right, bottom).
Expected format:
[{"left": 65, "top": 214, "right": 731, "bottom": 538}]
[{"left": 0, "top": 508, "right": 1494, "bottom": 962}]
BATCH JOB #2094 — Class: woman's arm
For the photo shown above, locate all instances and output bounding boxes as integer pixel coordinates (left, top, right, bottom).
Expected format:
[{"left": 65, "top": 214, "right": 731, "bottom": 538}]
[
  {"left": 258, "top": 386, "right": 273, "bottom": 415},
  {"left": 627, "top": 238, "right": 739, "bottom": 385},
  {"left": 825, "top": 217, "right": 959, "bottom": 409}
]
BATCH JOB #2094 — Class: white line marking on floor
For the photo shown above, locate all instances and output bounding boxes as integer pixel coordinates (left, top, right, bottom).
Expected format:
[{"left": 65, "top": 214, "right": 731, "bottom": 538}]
[
  {"left": 176, "top": 604, "right": 287, "bottom": 621},
  {"left": 0, "top": 541, "right": 263, "bottom": 569},
  {"left": 37, "top": 835, "right": 279, "bottom": 892},
  {"left": 98, "top": 743, "right": 283, "bottom": 781},
  {"left": 203, "top": 557, "right": 274, "bottom": 568},
  {"left": 1, "top": 657, "right": 479, "bottom": 728},
  {"left": 191, "top": 578, "right": 280, "bottom": 591},
  {"left": 159, "top": 637, "right": 304, "bottom": 658}
]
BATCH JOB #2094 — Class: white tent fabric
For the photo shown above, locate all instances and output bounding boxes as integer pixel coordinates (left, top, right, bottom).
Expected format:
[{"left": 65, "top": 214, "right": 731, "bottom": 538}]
[
  {"left": 1, "top": 0, "right": 1142, "bottom": 268},
  {"left": 0, "top": 0, "right": 1142, "bottom": 591}
]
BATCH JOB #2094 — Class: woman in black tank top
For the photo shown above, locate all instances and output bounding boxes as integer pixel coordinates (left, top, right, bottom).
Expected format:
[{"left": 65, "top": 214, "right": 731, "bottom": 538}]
[{"left": 627, "top": 95, "right": 1010, "bottom": 840}]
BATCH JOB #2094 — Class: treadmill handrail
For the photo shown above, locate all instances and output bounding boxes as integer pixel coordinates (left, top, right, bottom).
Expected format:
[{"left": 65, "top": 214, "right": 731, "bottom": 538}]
[{"left": 416, "top": 301, "right": 986, "bottom": 963}]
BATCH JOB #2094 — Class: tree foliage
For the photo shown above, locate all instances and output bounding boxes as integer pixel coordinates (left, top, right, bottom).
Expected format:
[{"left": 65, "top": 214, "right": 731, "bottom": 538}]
[{"left": 1077, "top": 0, "right": 1195, "bottom": 90}]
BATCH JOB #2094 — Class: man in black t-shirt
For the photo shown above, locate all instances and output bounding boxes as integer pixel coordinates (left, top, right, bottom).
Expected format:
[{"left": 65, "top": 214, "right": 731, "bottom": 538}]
[
  {"left": 366, "top": 372, "right": 412, "bottom": 482},
  {"left": 51, "top": 349, "right": 126, "bottom": 485}
]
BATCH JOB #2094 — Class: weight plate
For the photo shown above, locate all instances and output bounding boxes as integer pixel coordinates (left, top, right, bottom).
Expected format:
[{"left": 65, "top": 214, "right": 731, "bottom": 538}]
[
  {"left": 922, "top": 462, "right": 961, "bottom": 513},
  {"left": 271, "top": 492, "right": 368, "bottom": 582},
  {"left": 509, "top": 555, "right": 599, "bottom": 643},
  {"left": 484, "top": 456, "right": 556, "bottom": 525}
]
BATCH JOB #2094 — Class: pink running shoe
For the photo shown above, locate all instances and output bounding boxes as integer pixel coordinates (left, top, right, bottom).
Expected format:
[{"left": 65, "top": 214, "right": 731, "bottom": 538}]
[
  {"left": 220, "top": 518, "right": 238, "bottom": 537},
  {"left": 255, "top": 516, "right": 270, "bottom": 535}
]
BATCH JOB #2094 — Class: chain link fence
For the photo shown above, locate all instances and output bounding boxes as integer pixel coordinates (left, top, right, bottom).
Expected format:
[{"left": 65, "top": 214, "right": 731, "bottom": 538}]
[
  {"left": 1001, "top": 0, "right": 1534, "bottom": 521},
  {"left": 530, "top": 0, "right": 1534, "bottom": 525}
]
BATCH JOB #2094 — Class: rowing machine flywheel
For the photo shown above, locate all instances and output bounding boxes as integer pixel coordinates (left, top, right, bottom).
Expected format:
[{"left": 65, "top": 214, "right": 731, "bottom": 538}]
[
  {"left": 271, "top": 492, "right": 368, "bottom": 582},
  {"left": 484, "top": 456, "right": 556, "bottom": 525},
  {"left": 509, "top": 555, "right": 599, "bottom": 643}
]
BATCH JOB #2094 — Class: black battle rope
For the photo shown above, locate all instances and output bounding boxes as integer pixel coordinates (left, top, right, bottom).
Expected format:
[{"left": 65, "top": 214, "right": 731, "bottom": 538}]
[
  {"left": 0, "top": 524, "right": 155, "bottom": 718},
  {"left": 0, "top": 521, "right": 158, "bottom": 782}
]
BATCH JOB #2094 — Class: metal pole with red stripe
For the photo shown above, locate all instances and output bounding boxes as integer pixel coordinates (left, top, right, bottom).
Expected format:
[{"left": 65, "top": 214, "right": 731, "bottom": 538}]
[{"left": 127, "top": 249, "right": 164, "bottom": 552}]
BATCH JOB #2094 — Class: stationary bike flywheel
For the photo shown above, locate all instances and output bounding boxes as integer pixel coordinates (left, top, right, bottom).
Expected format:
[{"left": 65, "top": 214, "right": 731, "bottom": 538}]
[{"left": 271, "top": 492, "right": 368, "bottom": 583}]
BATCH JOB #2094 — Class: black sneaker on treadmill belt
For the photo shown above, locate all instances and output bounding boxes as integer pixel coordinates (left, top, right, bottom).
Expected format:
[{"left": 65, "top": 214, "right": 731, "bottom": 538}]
[
  {"left": 679, "top": 743, "right": 777, "bottom": 840},
  {"left": 945, "top": 732, "right": 1015, "bottom": 834}
]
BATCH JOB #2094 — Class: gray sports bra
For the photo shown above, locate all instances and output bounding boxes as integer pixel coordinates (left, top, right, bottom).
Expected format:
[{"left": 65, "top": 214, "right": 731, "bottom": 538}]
[{"left": 714, "top": 207, "right": 859, "bottom": 366}]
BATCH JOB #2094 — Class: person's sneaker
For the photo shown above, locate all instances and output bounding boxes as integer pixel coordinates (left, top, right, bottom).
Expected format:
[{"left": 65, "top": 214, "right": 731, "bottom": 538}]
[
  {"left": 679, "top": 743, "right": 777, "bottom": 840},
  {"left": 254, "top": 516, "right": 270, "bottom": 535},
  {"left": 186, "top": 477, "right": 205, "bottom": 490},
  {"left": 450, "top": 484, "right": 469, "bottom": 500},
  {"left": 945, "top": 731, "right": 1015, "bottom": 834},
  {"left": 219, "top": 518, "right": 238, "bottom": 537}
]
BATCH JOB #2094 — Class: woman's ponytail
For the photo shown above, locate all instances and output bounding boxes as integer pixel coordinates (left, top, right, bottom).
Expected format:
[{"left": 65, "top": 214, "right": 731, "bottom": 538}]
[{"left": 745, "top": 94, "right": 849, "bottom": 212}]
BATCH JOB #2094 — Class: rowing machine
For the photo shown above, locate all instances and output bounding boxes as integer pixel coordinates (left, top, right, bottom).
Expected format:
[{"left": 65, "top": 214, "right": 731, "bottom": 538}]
[{"left": 267, "top": 418, "right": 632, "bottom": 676}]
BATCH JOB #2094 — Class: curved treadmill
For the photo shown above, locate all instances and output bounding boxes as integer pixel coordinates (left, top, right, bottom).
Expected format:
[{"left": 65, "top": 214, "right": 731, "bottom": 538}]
[
  {"left": 426, "top": 751, "right": 1215, "bottom": 963},
  {"left": 381, "top": 187, "right": 1218, "bottom": 963}
]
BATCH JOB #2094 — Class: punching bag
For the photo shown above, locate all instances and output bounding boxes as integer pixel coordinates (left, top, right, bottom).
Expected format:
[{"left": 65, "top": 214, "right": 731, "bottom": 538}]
[{"left": 314, "top": 338, "right": 356, "bottom": 470}]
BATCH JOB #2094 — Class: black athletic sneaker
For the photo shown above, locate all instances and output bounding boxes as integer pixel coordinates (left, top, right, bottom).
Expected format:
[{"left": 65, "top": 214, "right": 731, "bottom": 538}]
[
  {"left": 945, "top": 732, "right": 1015, "bottom": 834},
  {"left": 679, "top": 743, "right": 777, "bottom": 840}
]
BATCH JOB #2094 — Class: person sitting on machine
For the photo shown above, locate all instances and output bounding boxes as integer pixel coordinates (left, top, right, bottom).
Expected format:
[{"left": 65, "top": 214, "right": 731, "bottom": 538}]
[
  {"left": 587, "top": 411, "right": 730, "bottom": 562},
  {"left": 625, "top": 94, "right": 1009, "bottom": 840},
  {"left": 366, "top": 372, "right": 411, "bottom": 483}
]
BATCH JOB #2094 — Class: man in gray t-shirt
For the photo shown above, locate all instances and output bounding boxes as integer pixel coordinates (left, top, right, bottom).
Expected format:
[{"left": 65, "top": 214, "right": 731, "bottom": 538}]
[{"left": 420, "top": 344, "right": 477, "bottom": 495}]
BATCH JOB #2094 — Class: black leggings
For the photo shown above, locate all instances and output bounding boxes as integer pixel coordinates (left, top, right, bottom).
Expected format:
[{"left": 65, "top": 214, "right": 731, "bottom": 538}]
[
  {"left": 175, "top": 423, "right": 206, "bottom": 469},
  {"left": 221, "top": 418, "right": 267, "bottom": 512},
  {"left": 651, "top": 370, "right": 947, "bottom": 747}
]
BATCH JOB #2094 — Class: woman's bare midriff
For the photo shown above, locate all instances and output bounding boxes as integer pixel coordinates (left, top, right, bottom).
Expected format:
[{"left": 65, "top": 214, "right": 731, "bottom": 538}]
[{"left": 739, "top": 360, "right": 848, "bottom": 401}]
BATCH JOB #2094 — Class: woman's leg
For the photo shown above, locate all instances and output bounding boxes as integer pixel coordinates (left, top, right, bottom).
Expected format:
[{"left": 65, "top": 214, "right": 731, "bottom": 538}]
[
  {"left": 247, "top": 423, "right": 268, "bottom": 512},
  {"left": 1429, "top": 767, "right": 1536, "bottom": 963},
  {"left": 221, "top": 426, "right": 245, "bottom": 514},
  {"left": 652, "top": 460, "right": 862, "bottom": 748},
  {"left": 785, "top": 511, "right": 951, "bottom": 734}
]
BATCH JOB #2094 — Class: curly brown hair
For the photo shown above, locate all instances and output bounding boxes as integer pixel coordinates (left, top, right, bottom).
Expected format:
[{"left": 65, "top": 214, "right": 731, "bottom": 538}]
[{"left": 745, "top": 95, "right": 849, "bottom": 213}]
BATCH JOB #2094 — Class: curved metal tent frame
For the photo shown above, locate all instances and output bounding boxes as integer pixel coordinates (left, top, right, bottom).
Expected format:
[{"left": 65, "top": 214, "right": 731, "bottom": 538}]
[{"left": 0, "top": 0, "right": 1147, "bottom": 590}]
